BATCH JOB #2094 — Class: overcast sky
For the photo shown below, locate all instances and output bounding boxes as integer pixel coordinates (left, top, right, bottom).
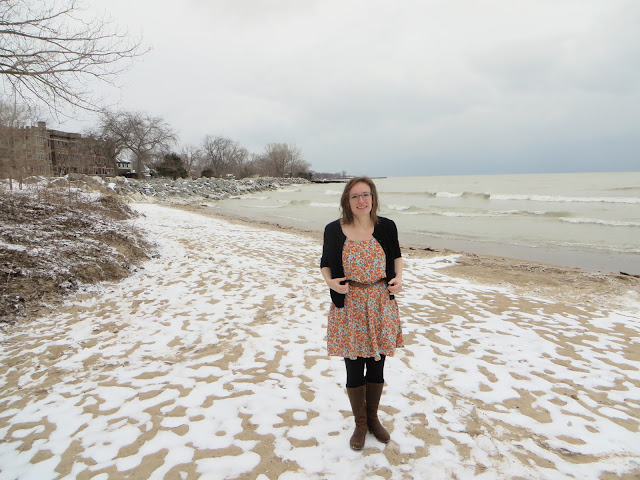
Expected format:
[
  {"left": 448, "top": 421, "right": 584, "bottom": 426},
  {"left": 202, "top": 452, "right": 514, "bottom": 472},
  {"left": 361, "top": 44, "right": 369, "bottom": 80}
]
[{"left": 64, "top": 0, "right": 639, "bottom": 177}]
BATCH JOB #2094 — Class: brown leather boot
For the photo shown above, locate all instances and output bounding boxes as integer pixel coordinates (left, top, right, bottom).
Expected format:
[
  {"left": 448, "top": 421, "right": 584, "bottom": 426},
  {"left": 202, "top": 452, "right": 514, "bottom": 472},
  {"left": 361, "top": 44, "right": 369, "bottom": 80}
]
[
  {"left": 346, "top": 385, "right": 368, "bottom": 450},
  {"left": 366, "top": 382, "right": 390, "bottom": 443}
]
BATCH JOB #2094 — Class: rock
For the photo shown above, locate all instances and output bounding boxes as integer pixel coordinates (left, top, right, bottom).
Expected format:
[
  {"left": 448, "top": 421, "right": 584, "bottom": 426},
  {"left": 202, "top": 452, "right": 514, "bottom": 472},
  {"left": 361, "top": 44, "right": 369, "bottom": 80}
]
[{"left": 4, "top": 174, "right": 310, "bottom": 201}]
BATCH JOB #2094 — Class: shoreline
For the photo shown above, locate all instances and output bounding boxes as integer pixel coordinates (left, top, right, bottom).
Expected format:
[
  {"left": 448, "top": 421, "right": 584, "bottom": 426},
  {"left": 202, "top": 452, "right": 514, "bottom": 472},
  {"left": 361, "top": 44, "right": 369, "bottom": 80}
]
[
  {"left": 163, "top": 195, "right": 640, "bottom": 277},
  {"left": 402, "top": 232, "right": 640, "bottom": 277},
  {"left": 10, "top": 174, "right": 637, "bottom": 276},
  {"left": 171, "top": 201, "right": 640, "bottom": 313}
]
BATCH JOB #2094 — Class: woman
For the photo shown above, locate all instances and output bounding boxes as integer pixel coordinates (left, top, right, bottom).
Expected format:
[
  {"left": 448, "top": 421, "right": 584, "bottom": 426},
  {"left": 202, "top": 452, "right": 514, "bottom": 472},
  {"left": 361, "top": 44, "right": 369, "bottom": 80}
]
[{"left": 320, "top": 176, "right": 404, "bottom": 450}]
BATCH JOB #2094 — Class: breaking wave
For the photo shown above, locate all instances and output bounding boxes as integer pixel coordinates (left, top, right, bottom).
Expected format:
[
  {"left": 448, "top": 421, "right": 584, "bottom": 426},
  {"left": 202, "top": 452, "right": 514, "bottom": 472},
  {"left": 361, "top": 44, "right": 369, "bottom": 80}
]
[
  {"left": 392, "top": 190, "right": 639, "bottom": 204},
  {"left": 277, "top": 199, "right": 335, "bottom": 208},
  {"left": 559, "top": 217, "right": 640, "bottom": 227},
  {"left": 386, "top": 205, "right": 575, "bottom": 219},
  {"left": 489, "top": 194, "right": 640, "bottom": 204}
]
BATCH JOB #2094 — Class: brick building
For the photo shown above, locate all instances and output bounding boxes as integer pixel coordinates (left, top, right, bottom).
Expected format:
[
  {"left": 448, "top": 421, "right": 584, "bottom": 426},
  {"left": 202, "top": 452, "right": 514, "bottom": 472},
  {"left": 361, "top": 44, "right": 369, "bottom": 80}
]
[
  {"left": 0, "top": 121, "right": 52, "bottom": 178},
  {"left": 0, "top": 121, "right": 116, "bottom": 179}
]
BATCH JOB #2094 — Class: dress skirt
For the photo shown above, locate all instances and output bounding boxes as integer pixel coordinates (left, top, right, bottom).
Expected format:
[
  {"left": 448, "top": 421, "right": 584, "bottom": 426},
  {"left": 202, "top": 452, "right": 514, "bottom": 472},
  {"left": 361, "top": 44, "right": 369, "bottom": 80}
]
[{"left": 326, "top": 238, "right": 403, "bottom": 360}]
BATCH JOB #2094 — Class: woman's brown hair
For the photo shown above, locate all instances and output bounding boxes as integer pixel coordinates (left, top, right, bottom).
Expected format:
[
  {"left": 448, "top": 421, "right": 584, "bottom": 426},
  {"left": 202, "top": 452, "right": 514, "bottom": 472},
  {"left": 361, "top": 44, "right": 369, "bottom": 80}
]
[{"left": 339, "top": 176, "right": 379, "bottom": 225}]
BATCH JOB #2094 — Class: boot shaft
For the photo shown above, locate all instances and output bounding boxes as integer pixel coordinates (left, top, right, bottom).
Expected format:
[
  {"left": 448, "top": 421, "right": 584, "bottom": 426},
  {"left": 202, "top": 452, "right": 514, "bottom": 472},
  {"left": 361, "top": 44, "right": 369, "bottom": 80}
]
[{"left": 346, "top": 384, "right": 367, "bottom": 421}]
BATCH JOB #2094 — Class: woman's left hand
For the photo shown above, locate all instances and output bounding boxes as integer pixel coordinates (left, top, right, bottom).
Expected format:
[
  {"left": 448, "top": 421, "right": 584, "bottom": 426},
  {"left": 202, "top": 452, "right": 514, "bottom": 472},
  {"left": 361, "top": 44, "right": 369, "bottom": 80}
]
[{"left": 387, "top": 276, "right": 403, "bottom": 294}]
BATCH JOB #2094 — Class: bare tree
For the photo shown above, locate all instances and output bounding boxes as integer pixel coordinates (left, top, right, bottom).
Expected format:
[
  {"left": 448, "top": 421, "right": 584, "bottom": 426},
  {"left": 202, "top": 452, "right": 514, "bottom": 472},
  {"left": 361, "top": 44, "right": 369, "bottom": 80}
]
[
  {"left": 260, "top": 143, "right": 309, "bottom": 177},
  {"left": 0, "top": 0, "right": 146, "bottom": 114},
  {"left": 201, "top": 135, "right": 248, "bottom": 178},
  {"left": 179, "top": 144, "right": 204, "bottom": 178},
  {"left": 0, "top": 97, "right": 39, "bottom": 187},
  {"left": 98, "top": 110, "right": 176, "bottom": 179}
]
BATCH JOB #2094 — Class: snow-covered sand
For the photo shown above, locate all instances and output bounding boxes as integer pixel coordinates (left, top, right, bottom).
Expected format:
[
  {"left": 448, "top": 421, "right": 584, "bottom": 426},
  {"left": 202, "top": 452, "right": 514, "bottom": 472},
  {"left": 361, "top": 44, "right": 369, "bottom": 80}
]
[{"left": 1, "top": 203, "right": 639, "bottom": 479}]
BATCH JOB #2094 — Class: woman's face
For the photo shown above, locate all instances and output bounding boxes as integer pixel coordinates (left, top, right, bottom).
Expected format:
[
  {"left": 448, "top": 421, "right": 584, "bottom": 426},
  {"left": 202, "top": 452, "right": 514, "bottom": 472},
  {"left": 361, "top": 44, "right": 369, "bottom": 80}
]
[{"left": 348, "top": 181, "right": 372, "bottom": 219}]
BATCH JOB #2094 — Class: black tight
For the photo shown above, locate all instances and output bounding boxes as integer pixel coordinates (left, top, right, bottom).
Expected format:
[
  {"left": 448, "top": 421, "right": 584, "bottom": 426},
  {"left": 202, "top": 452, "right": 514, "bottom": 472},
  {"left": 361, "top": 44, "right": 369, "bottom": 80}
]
[{"left": 344, "top": 355, "right": 386, "bottom": 388}]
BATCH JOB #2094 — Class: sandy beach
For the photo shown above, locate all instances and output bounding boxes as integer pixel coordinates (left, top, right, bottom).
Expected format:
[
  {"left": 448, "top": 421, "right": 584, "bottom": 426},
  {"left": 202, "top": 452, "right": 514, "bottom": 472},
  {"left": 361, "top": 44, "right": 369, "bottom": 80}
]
[{"left": 1, "top": 202, "right": 639, "bottom": 479}]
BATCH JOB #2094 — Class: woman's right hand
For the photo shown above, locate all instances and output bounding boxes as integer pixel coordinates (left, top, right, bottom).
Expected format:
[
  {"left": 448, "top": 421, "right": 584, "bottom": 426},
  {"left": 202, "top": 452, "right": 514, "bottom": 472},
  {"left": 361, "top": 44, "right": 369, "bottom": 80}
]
[{"left": 327, "top": 276, "right": 349, "bottom": 294}]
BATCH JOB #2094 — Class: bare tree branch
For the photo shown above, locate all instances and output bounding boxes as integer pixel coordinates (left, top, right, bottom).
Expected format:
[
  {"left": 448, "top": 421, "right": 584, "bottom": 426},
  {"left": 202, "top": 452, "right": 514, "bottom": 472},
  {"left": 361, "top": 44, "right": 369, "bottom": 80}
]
[{"left": 0, "top": 0, "right": 147, "bottom": 116}]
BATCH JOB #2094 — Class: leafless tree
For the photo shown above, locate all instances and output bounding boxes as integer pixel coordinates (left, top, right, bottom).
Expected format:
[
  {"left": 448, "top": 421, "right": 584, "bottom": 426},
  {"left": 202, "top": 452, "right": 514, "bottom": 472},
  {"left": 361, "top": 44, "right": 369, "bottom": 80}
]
[
  {"left": 0, "top": 0, "right": 146, "bottom": 115},
  {"left": 98, "top": 110, "right": 176, "bottom": 179},
  {"left": 259, "top": 143, "right": 309, "bottom": 177},
  {"left": 201, "top": 135, "right": 248, "bottom": 178},
  {"left": 179, "top": 144, "right": 205, "bottom": 178},
  {"left": 0, "top": 97, "right": 39, "bottom": 187}
]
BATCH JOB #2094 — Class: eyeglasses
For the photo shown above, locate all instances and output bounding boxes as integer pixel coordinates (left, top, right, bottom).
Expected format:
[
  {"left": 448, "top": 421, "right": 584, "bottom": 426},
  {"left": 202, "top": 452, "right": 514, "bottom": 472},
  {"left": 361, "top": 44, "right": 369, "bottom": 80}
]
[{"left": 349, "top": 192, "right": 372, "bottom": 201}]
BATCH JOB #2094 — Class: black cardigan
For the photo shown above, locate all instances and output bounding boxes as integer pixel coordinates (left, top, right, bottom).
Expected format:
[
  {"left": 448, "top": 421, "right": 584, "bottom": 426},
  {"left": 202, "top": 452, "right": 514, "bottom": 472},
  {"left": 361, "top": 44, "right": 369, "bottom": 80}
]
[{"left": 320, "top": 217, "right": 402, "bottom": 308}]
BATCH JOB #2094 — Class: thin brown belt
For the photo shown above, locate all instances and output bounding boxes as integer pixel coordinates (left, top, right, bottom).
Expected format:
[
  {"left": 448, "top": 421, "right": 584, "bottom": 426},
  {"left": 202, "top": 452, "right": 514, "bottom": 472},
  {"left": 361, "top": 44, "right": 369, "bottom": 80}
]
[{"left": 348, "top": 279, "right": 386, "bottom": 289}]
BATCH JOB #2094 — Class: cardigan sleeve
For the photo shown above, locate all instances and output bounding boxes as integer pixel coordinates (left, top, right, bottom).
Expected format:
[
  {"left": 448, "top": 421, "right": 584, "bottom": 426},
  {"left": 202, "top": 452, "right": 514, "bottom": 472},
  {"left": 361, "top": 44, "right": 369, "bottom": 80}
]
[
  {"left": 320, "top": 222, "right": 335, "bottom": 269},
  {"left": 386, "top": 218, "right": 401, "bottom": 260},
  {"left": 368, "top": 217, "right": 402, "bottom": 302},
  {"left": 320, "top": 220, "right": 347, "bottom": 308}
]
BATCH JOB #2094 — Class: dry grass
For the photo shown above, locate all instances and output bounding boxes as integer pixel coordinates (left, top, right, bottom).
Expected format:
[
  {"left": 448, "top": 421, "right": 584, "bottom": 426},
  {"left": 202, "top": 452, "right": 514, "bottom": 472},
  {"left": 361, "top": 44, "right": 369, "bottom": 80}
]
[{"left": 0, "top": 185, "right": 153, "bottom": 323}]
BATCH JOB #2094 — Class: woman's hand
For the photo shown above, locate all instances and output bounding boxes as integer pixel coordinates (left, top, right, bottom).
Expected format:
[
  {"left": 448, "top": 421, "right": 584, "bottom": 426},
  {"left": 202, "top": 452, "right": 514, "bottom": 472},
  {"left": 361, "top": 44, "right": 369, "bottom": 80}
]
[
  {"left": 388, "top": 257, "right": 404, "bottom": 295},
  {"left": 327, "top": 276, "right": 349, "bottom": 294},
  {"left": 387, "top": 275, "right": 403, "bottom": 294},
  {"left": 321, "top": 267, "right": 349, "bottom": 294}
]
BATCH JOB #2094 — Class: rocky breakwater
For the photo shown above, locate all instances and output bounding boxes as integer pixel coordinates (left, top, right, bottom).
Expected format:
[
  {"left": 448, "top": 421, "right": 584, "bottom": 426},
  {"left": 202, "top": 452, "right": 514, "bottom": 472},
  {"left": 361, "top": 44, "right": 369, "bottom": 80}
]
[
  {"left": 105, "top": 176, "right": 310, "bottom": 202},
  {"left": 14, "top": 174, "right": 310, "bottom": 201}
]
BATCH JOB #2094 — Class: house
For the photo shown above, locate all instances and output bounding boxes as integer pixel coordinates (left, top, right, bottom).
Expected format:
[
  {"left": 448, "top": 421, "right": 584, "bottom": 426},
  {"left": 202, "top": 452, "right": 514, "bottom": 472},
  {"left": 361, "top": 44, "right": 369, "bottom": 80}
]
[{"left": 116, "top": 159, "right": 133, "bottom": 177}]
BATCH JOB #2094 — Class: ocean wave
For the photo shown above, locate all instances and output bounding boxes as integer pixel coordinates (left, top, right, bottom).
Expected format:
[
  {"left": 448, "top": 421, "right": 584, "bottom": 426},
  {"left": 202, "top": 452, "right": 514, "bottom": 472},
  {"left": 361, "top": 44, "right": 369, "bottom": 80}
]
[
  {"left": 386, "top": 191, "right": 434, "bottom": 197},
  {"left": 418, "top": 191, "right": 489, "bottom": 199},
  {"left": 309, "top": 202, "right": 336, "bottom": 208},
  {"left": 439, "top": 211, "right": 500, "bottom": 217},
  {"left": 435, "top": 191, "right": 463, "bottom": 198},
  {"left": 527, "top": 210, "right": 569, "bottom": 217},
  {"left": 396, "top": 190, "right": 637, "bottom": 203},
  {"left": 387, "top": 206, "right": 574, "bottom": 219},
  {"left": 387, "top": 204, "right": 415, "bottom": 212},
  {"left": 463, "top": 192, "right": 491, "bottom": 199},
  {"left": 239, "top": 195, "right": 270, "bottom": 200},
  {"left": 435, "top": 210, "right": 540, "bottom": 218},
  {"left": 490, "top": 193, "right": 640, "bottom": 204},
  {"left": 386, "top": 205, "right": 429, "bottom": 215},
  {"left": 608, "top": 186, "right": 640, "bottom": 192},
  {"left": 272, "top": 214, "right": 313, "bottom": 223},
  {"left": 278, "top": 199, "right": 335, "bottom": 208},
  {"left": 559, "top": 217, "right": 640, "bottom": 227},
  {"left": 388, "top": 190, "right": 490, "bottom": 199}
]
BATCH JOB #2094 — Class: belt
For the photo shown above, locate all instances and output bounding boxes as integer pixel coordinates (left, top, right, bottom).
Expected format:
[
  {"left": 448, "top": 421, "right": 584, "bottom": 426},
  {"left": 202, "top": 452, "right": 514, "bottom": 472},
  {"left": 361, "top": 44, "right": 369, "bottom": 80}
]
[{"left": 348, "top": 279, "right": 386, "bottom": 289}]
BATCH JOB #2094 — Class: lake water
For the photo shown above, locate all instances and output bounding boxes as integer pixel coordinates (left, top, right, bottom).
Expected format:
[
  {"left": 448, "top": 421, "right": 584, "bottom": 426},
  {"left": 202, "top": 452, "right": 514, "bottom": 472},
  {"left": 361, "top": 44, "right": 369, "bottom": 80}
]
[{"left": 207, "top": 172, "right": 640, "bottom": 275}]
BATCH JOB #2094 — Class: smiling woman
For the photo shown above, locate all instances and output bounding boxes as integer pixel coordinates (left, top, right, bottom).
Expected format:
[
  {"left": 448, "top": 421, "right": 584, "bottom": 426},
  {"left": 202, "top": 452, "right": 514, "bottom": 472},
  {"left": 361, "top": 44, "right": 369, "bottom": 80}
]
[{"left": 320, "top": 176, "right": 404, "bottom": 451}]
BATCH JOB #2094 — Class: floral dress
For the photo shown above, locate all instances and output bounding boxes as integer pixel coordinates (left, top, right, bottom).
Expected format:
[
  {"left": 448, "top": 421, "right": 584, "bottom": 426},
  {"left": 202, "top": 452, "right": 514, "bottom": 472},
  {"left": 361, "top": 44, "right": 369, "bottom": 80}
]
[{"left": 326, "top": 238, "right": 403, "bottom": 360}]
